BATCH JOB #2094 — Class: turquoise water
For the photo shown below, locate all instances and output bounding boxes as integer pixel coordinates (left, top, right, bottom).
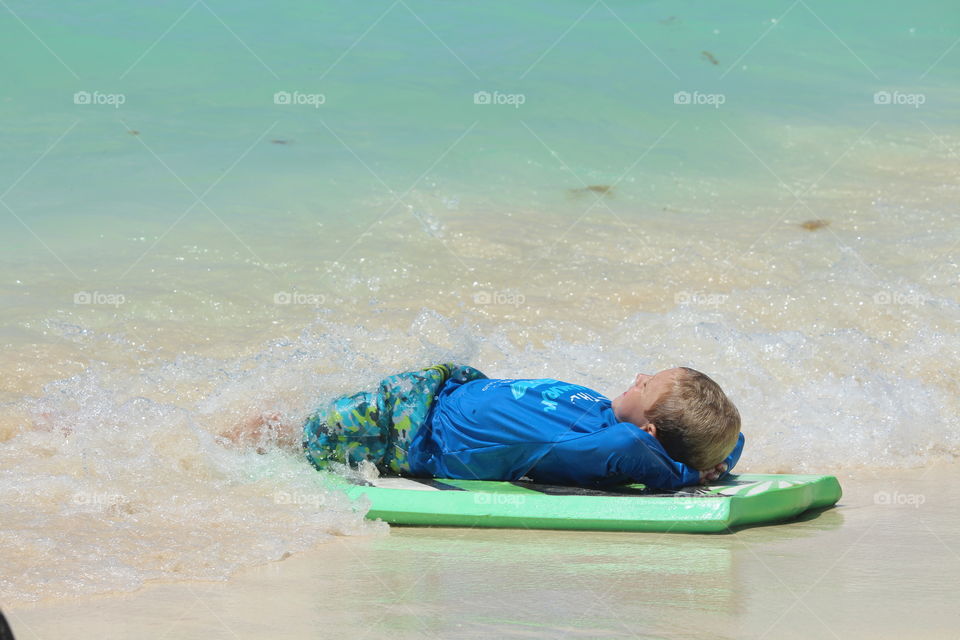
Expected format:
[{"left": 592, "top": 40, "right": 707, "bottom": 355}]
[
  {"left": 2, "top": 0, "right": 956, "bottom": 254},
  {"left": 1, "top": 0, "right": 959, "bottom": 604}
]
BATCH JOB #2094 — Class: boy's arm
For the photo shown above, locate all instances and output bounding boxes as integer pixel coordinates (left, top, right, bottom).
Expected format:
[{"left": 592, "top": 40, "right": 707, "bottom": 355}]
[
  {"left": 700, "top": 433, "right": 746, "bottom": 483},
  {"left": 614, "top": 428, "right": 700, "bottom": 489},
  {"left": 614, "top": 430, "right": 746, "bottom": 489},
  {"left": 522, "top": 427, "right": 745, "bottom": 490},
  {"left": 721, "top": 432, "right": 746, "bottom": 475}
]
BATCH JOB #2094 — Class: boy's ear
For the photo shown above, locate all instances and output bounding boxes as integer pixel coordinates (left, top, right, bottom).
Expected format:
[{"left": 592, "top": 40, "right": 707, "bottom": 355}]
[{"left": 638, "top": 423, "right": 658, "bottom": 439}]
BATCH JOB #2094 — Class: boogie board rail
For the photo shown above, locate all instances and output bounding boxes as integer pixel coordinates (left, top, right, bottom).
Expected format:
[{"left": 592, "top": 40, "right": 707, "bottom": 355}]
[{"left": 324, "top": 473, "right": 842, "bottom": 533}]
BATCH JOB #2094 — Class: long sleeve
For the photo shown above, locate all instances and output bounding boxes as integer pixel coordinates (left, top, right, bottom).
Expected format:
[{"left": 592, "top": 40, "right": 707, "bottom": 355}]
[
  {"left": 528, "top": 427, "right": 746, "bottom": 490},
  {"left": 524, "top": 423, "right": 693, "bottom": 489},
  {"left": 607, "top": 427, "right": 703, "bottom": 489},
  {"left": 717, "top": 432, "right": 746, "bottom": 479},
  {"left": 619, "top": 431, "right": 746, "bottom": 488}
]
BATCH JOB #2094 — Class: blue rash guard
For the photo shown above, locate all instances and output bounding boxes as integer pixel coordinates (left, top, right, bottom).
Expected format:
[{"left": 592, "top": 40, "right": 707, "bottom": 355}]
[{"left": 407, "top": 376, "right": 745, "bottom": 490}]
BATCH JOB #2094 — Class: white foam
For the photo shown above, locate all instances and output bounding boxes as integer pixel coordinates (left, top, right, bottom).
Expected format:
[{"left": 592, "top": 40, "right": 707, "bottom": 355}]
[{"left": 4, "top": 142, "right": 959, "bottom": 603}]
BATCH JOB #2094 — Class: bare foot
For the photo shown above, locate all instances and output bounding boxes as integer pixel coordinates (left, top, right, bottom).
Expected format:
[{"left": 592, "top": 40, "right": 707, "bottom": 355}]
[
  {"left": 31, "top": 410, "right": 73, "bottom": 435},
  {"left": 221, "top": 410, "right": 297, "bottom": 453}
]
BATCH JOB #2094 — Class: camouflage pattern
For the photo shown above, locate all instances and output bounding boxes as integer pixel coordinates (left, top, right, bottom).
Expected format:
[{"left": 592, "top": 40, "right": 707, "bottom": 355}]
[{"left": 302, "top": 363, "right": 488, "bottom": 475}]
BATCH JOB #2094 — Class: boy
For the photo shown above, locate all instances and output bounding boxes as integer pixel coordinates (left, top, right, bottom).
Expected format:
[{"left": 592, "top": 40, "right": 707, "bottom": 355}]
[{"left": 230, "top": 363, "right": 744, "bottom": 489}]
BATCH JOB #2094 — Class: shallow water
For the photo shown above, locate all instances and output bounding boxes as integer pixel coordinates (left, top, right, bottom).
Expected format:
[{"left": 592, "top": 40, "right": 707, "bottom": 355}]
[
  {"left": 7, "top": 467, "right": 960, "bottom": 639},
  {"left": 2, "top": 0, "right": 959, "bottom": 606}
]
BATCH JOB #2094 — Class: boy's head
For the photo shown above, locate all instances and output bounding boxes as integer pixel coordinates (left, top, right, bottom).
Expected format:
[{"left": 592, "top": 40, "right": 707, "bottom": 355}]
[{"left": 611, "top": 367, "right": 741, "bottom": 470}]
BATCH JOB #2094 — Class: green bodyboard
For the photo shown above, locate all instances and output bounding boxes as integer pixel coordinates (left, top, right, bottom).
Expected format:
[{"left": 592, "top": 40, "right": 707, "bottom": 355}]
[{"left": 326, "top": 473, "right": 842, "bottom": 532}]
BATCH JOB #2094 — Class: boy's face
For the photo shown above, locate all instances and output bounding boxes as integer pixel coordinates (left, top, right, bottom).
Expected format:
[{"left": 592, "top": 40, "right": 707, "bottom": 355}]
[{"left": 611, "top": 368, "right": 681, "bottom": 428}]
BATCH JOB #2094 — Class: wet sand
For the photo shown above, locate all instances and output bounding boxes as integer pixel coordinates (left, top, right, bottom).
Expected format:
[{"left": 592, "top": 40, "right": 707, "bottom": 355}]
[{"left": 6, "top": 463, "right": 960, "bottom": 639}]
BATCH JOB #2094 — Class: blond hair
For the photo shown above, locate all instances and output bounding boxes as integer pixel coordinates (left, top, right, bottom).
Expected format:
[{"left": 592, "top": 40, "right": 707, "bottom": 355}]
[{"left": 645, "top": 367, "right": 741, "bottom": 470}]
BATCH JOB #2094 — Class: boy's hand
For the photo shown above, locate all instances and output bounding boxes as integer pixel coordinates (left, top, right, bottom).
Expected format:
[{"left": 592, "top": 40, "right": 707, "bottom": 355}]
[{"left": 698, "top": 462, "right": 728, "bottom": 484}]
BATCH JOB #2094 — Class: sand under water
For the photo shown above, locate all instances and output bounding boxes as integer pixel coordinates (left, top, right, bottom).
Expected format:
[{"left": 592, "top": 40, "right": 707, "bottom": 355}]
[
  {"left": 3, "top": 0, "right": 959, "bottom": 636},
  {"left": 3, "top": 139, "right": 960, "bottom": 636},
  {"left": 5, "top": 466, "right": 960, "bottom": 639}
]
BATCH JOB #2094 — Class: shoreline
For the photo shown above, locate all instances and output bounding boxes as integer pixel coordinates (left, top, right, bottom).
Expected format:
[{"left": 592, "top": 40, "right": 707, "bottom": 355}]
[{"left": 6, "top": 462, "right": 959, "bottom": 639}]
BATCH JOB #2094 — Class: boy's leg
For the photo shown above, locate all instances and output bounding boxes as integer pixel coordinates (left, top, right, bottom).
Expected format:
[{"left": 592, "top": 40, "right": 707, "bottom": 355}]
[
  {"left": 301, "top": 363, "right": 487, "bottom": 475},
  {"left": 302, "top": 391, "right": 389, "bottom": 471},
  {"left": 380, "top": 364, "right": 487, "bottom": 475}
]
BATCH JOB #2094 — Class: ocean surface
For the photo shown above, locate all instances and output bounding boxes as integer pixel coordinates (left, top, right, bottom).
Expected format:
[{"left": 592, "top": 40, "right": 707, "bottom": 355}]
[{"left": 1, "top": 0, "right": 958, "bottom": 604}]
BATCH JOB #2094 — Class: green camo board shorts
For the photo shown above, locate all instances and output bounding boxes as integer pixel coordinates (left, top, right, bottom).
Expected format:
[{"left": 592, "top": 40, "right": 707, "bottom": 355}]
[{"left": 302, "top": 363, "right": 488, "bottom": 475}]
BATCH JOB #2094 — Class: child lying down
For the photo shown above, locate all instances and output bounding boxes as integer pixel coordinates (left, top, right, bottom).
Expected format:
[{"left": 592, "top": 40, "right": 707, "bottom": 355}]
[{"left": 227, "top": 364, "right": 744, "bottom": 489}]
